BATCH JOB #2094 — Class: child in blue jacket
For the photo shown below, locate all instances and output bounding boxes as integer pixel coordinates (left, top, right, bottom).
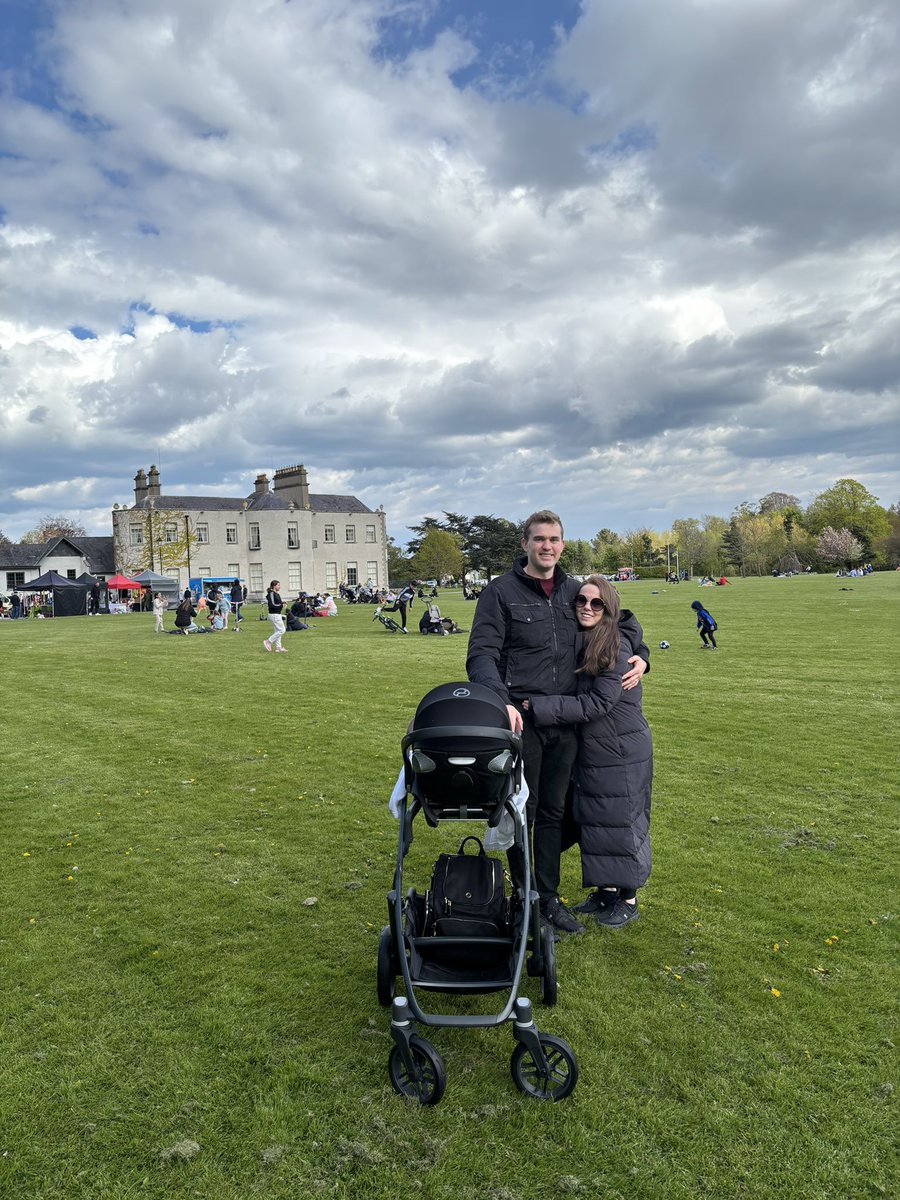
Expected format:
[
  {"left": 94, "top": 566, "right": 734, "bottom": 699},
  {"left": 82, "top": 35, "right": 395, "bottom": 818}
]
[{"left": 691, "top": 600, "right": 718, "bottom": 649}]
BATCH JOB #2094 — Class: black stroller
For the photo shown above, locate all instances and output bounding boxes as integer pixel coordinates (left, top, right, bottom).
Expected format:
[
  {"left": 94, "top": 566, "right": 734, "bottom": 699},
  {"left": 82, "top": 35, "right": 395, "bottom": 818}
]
[
  {"left": 378, "top": 682, "right": 578, "bottom": 1105},
  {"left": 373, "top": 606, "right": 407, "bottom": 634}
]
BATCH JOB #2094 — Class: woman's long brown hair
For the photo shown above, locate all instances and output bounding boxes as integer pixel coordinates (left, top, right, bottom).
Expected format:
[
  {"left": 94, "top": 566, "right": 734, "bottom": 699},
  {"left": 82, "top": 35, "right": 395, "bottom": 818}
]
[{"left": 577, "top": 574, "right": 621, "bottom": 675}]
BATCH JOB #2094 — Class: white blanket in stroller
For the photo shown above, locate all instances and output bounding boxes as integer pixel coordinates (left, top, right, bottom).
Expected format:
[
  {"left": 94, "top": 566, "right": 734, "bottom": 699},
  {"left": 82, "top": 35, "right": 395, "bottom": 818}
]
[{"left": 388, "top": 752, "right": 529, "bottom": 852}]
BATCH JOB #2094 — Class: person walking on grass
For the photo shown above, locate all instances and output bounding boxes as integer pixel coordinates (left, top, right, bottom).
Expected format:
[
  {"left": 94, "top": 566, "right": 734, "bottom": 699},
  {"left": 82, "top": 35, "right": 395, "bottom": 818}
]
[
  {"left": 384, "top": 581, "right": 414, "bottom": 632},
  {"left": 691, "top": 599, "right": 718, "bottom": 649},
  {"left": 264, "top": 580, "right": 287, "bottom": 653},
  {"left": 523, "top": 575, "right": 652, "bottom": 929},
  {"left": 466, "top": 509, "right": 649, "bottom": 935},
  {"left": 230, "top": 578, "right": 243, "bottom": 628},
  {"left": 152, "top": 591, "right": 166, "bottom": 634}
]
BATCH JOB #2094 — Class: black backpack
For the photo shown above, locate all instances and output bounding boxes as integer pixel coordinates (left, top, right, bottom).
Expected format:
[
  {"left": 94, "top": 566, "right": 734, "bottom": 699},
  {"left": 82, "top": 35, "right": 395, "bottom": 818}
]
[{"left": 424, "top": 836, "right": 508, "bottom": 938}]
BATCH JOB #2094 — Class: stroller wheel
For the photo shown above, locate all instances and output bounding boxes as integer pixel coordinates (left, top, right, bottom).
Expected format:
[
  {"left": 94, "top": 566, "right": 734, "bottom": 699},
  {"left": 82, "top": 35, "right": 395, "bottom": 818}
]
[
  {"left": 388, "top": 1036, "right": 446, "bottom": 1106},
  {"left": 539, "top": 923, "right": 558, "bottom": 1007},
  {"left": 376, "top": 926, "right": 398, "bottom": 1007},
  {"left": 510, "top": 1034, "right": 578, "bottom": 1101}
]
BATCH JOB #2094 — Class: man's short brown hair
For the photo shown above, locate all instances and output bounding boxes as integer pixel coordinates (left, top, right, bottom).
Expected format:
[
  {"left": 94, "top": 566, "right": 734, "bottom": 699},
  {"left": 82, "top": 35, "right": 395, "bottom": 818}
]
[{"left": 522, "top": 510, "right": 564, "bottom": 540}]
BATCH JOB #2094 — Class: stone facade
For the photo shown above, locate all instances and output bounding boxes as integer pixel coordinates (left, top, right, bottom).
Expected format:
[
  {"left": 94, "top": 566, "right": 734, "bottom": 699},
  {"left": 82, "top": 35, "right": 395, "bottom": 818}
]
[{"left": 112, "top": 465, "right": 388, "bottom": 599}]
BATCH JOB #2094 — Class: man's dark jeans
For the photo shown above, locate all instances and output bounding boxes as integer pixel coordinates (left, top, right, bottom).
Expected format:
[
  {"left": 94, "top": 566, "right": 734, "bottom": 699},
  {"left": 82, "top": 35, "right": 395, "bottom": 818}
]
[{"left": 508, "top": 719, "right": 577, "bottom": 902}]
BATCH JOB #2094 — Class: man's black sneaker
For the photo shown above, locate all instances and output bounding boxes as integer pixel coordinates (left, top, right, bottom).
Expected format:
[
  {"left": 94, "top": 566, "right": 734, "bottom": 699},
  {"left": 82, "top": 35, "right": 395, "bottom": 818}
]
[
  {"left": 594, "top": 898, "right": 639, "bottom": 928},
  {"left": 540, "top": 897, "right": 585, "bottom": 935},
  {"left": 573, "top": 889, "right": 619, "bottom": 915}
]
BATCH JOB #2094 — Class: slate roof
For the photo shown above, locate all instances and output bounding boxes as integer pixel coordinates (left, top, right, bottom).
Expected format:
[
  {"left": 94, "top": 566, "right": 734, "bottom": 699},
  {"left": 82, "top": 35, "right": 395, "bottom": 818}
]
[
  {"left": 0, "top": 535, "right": 115, "bottom": 573},
  {"left": 129, "top": 492, "right": 373, "bottom": 514}
]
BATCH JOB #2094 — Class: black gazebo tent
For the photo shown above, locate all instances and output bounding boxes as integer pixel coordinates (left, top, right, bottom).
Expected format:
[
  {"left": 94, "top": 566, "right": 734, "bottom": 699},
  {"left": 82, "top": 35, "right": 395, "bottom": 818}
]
[{"left": 20, "top": 570, "right": 90, "bottom": 617}]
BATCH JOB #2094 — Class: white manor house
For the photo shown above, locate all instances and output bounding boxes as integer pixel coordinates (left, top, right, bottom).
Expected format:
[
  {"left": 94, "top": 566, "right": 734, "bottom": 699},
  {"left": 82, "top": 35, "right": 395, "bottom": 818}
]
[{"left": 113, "top": 464, "right": 388, "bottom": 599}]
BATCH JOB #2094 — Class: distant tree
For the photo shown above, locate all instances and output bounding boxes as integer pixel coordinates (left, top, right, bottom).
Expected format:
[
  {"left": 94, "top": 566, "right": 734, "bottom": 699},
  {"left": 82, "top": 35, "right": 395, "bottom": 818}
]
[
  {"left": 387, "top": 536, "right": 412, "bottom": 586},
  {"left": 874, "top": 501, "right": 900, "bottom": 567},
  {"left": 20, "top": 515, "right": 87, "bottom": 543},
  {"left": 697, "top": 515, "right": 728, "bottom": 575},
  {"left": 559, "top": 539, "right": 593, "bottom": 575},
  {"left": 466, "top": 515, "right": 521, "bottom": 579},
  {"left": 816, "top": 526, "right": 864, "bottom": 569},
  {"left": 0, "top": 528, "right": 12, "bottom": 554},
  {"left": 671, "top": 517, "right": 703, "bottom": 576},
  {"left": 759, "top": 491, "right": 800, "bottom": 514},
  {"left": 591, "top": 528, "right": 624, "bottom": 574},
  {"left": 406, "top": 516, "right": 453, "bottom": 560},
  {"left": 805, "top": 479, "right": 889, "bottom": 558},
  {"left": 410, "top": 529, "right": 465, "bottom": 583},
  {"left": 721, "top": 520, "right": 746, "bottom": 575}
]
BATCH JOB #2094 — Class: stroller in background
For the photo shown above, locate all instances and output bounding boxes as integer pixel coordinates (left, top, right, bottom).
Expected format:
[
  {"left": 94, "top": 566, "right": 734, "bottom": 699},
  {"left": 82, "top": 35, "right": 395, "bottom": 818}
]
[
  {"left": 418, "top": 603, "right": 465, "bottom": 635},
  {"left": 373, "top": 606, "right": 408, "bottom": 634},
  {"left": 378, "top": 682, "right": 578, "bottom": 1105}
]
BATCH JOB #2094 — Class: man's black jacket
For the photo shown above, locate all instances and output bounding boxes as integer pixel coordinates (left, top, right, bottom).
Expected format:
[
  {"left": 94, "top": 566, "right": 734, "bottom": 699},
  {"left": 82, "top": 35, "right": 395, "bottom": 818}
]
[{"left": 466, "top": 558, "right": 650, "bottom": 704}]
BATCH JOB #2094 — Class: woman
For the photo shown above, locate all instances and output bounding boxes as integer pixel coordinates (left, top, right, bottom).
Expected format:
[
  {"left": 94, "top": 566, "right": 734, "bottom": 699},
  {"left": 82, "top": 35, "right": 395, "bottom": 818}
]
[
  {"left": 174, "top": 590, "right": 198, "bottom": 635},
  {"left": 526, "top": 575, "right": 652, "bottom": 929},
  {"left": 264, "top": 579, "right": 287, "bottom": 653}
]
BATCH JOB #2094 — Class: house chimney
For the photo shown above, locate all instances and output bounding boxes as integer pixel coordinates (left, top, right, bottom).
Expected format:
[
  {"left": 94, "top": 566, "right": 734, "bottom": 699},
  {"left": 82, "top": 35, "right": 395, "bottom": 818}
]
[
  {"left": 134, "top": 469, "right": 148, "bottom": 504},
  {"left": 148, "top": 464, "right": 161, "bottom": 499},
  {"left": 254, "top": 473, "right": 270, "bottom": 495},
  {"left": 272, "top": 463, "right": 310, "bottom": 508}
]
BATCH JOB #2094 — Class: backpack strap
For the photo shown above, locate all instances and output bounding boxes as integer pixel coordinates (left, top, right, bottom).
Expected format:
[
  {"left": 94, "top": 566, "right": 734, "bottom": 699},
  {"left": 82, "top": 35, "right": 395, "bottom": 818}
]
[{"left": 457, "top": 835, "right": 486, "bottom": 856}]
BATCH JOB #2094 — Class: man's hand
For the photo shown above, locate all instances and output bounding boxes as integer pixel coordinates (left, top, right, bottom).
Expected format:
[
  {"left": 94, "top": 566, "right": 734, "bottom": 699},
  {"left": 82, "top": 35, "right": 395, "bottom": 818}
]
[
  {"left": 622, "top": 655, "right": 648, "bottom": 691},
  {"left": 506, "top": 704, "right": 524, "bottom": 733}
]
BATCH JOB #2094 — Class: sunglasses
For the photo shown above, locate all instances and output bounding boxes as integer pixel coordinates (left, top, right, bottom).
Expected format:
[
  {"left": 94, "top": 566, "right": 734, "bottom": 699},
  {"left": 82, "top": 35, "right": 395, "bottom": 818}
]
[{"left": 575, "top": 595, "right": 605, "bottom": 612}]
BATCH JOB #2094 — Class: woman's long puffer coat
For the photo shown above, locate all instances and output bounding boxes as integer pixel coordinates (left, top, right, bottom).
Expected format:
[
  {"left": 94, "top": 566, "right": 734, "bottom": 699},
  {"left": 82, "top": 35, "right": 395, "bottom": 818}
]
[{"left": 529, "top": 636, "right": 653, "bottom": 889}]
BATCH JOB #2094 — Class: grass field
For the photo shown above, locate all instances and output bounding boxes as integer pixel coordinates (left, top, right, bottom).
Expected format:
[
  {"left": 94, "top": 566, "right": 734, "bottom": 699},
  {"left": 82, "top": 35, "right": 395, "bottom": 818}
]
[{"left": 1, "top": 575, "right": 897, "bottom": 1199}]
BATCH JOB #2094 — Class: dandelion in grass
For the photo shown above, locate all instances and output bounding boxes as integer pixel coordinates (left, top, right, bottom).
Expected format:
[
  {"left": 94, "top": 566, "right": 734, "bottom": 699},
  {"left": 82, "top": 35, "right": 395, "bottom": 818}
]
[
  {"left": 770, "top": 988, "right": 781, "bottom": 998},
  {"left": 773, "top": 943, "right": 780, "bottom": 951},
  {"left": 23, "top": 851, "right": 31, "bottom": 858}
]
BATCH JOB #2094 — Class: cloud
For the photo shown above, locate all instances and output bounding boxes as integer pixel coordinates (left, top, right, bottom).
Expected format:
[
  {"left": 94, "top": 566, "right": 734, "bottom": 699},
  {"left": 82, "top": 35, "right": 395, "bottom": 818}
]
[{"left": 0, "top": 0, "right": 897, "bottom": 543}]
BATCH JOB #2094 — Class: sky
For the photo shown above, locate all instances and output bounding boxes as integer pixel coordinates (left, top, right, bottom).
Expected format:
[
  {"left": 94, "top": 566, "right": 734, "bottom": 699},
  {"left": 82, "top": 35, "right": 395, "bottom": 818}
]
[{"left": 1, "top": 0, "right": 898, "bottom": 547}]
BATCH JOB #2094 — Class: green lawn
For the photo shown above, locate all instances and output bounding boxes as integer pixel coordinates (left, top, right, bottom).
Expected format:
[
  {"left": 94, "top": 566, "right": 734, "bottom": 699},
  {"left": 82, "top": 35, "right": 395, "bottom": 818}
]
[{"left": 1, "top": 576, "right": 897, "bottom": 1199}]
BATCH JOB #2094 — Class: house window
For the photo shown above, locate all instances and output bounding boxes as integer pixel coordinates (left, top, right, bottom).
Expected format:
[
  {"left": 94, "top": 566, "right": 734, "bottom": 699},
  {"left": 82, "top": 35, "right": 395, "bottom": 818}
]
[
  {"left": 196, "top": 523, "right": 209, "bottom": 544},
  {"left": 130, "top": 524, "right": 144, "bottom": 546},
  {"left": 226, "top": 523, "right": 237, "bottom": 544},
  {"left": 367, "top": 562, "right": 378, "bottom": 586},
  {"left": 325, "top": 562, "right": 338, "bottom": 590},
  {"left": 345, "top": 525, "right": 356, "bottom": 543},
  {"left": 196, "top": 567, "right": 211, "bottom": 578},
  {"left": 366, "top": 525, "right": 376, "bottom": 543},
  {"left": 345, "top": 561, "right": 358, "bottom": 586},
  {"left": 165, "top": 523, "right": 178, "bottom": 543},
  {"left": 249, "top": 523, "right": 261, "bottom": 550},
  {"left": 249, "top": 563, "right": 263, "bottom": 594},
  {"left": 67, "top": 569, "right": 77, "bottom": 580},
  {"left": 287, "top": 522, "right": 299, "bottom": 549},
  {"left": 324, "top": 525, "right": 335, "bottom": 543},
  {"left": 227, "top": 563, "right": 240, "bottom": 578},
  {"left": 288, "top": 562, "right": 302, "bottom": 592},
  {"left": 7, "top": 572, "right": 25, "bottom": 589}
]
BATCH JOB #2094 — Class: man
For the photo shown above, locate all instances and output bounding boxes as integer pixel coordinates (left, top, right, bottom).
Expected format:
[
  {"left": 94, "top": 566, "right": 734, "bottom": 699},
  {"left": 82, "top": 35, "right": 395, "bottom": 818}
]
[{"left": 466, "top": 510, "right": 649, "bottom": 933}]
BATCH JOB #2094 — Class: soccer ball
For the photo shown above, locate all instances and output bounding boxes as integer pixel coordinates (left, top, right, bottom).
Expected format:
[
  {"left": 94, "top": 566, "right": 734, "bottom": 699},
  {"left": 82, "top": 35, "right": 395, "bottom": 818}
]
[{"left": 658, "top": 640, "right": 670, "bottom": 649}]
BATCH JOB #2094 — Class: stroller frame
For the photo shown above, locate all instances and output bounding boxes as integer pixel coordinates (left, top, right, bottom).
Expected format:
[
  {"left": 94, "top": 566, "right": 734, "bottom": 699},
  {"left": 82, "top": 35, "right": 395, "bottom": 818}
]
[
  {"left": 378, "top": 684, "right": 577, "bottom": 1104},
  {"left": 373, "top": 606, "right": 407, "bottom": 634}
]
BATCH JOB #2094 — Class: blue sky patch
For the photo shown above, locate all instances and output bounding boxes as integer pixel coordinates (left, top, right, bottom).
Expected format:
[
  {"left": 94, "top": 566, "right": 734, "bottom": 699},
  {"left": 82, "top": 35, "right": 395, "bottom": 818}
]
[
  {"left": 375, "top": 0, "right": 583, "bottom": 100},
  {"left": 69, "top": 325, "right": 97, "bottom": 341}
]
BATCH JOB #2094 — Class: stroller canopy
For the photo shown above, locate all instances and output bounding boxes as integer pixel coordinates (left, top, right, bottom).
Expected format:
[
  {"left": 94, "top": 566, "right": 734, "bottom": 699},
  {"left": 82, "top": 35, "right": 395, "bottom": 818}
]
[{"left": 413, "top": 681, "right": 510, "bottom": 731}]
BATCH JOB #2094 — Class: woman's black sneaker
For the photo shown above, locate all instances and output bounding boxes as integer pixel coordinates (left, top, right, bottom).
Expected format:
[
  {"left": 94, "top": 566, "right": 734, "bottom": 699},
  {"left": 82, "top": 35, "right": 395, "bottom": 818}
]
[
  {"left": 573, "top": 889, "right": 619, "bottom": 915},
  {"left": 594, "top": 898, "right": 639, "bottom": 928}
]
